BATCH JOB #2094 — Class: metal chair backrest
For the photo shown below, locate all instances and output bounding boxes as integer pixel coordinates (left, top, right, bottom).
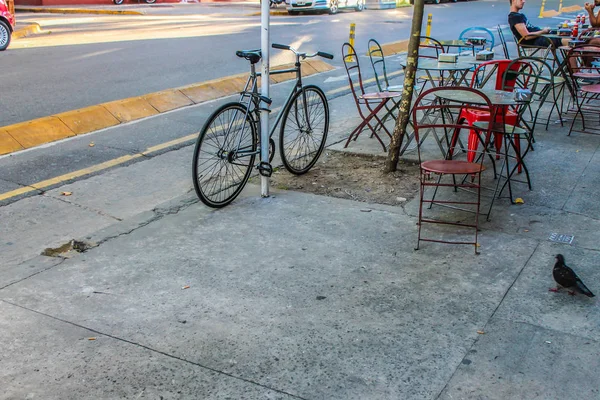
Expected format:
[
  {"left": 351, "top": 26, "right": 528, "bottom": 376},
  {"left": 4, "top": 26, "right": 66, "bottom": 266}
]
[
  {"left": 418, "top": 36, "right": 445, "bottom": 60},
  {"left": 507, "top": 56, "right": 555, "bottom": 112},
  {"left": 469, "top": 59, "right": 522, "bottom": 90},
  {"left": 411, "top": 86, "right": 495, "bottom": 164},
  {"left": 368, "top": 39, "right": 390, "bottom": 92},
  {"left": 565, "top": 44, "right": 600, "bottom": 87},
  {"left": 342, "top": 42, "right": 367, "bottom": 99},
  {"left": 496, "top": 25, "right": 511, "bottom": 59},
  {"left": 459, "top": 26, "right": 495, "bottom": 52}
]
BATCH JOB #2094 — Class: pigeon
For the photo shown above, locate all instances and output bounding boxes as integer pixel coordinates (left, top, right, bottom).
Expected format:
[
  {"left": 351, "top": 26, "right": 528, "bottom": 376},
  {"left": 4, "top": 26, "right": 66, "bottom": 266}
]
[{"left": 549, "top": 254, "right": 595, "bottom": 297}]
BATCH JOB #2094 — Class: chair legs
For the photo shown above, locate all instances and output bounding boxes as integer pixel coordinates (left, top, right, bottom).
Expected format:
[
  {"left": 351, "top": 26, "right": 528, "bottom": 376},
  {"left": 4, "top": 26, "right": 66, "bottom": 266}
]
[
  {"left": 345, "top": 98, "right": 394, "bottom": 151},
  {"left": 416, "top": 170, "right": 483, "bottom": 255}
]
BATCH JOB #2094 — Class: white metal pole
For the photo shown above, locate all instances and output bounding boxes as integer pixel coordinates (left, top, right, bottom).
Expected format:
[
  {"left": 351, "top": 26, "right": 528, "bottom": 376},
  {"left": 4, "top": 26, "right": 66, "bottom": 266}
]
[{"left": 260, "top": 0, "right": 270, "bottom": 198}]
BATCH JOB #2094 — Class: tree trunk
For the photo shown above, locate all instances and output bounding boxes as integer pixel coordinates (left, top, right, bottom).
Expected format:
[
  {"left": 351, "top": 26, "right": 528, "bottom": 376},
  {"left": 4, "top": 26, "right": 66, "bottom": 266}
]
[{"left": 385, "top": 0, "right": 425, "bottom": 173}]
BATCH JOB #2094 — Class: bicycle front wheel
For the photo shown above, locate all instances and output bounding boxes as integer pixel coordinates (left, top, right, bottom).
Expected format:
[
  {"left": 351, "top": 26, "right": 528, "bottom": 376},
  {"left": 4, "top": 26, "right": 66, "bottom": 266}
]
[
  {"left": 192, "top": 103, "right": 257, "bottom": 208},
  {"left": 279, "top": 85, "right": 329, "bottom": 175}
]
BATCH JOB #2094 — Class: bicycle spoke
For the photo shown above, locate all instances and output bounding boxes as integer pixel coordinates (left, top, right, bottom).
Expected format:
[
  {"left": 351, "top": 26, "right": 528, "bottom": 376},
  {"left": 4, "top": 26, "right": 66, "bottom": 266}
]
[{"left": 193, "top": 103, "right": 257, "bottom": 207}]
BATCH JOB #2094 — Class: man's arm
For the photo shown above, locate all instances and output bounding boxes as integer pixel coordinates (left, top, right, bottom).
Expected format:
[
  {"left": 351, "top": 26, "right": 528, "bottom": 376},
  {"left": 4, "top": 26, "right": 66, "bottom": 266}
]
[
  {"left": 514, "top": 23, "right": 550, "bottom": 40},
  {"left": 584, "top": 3, "right": 599, "bottom": 27}
]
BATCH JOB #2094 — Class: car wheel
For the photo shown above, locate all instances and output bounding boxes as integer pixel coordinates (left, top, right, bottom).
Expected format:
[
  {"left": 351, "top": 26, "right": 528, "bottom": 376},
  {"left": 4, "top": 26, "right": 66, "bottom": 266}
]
[
  {"left": 355, "top": 0, "right": 364, "bottom": 11},
  {"left": 0, "top": 21, "right": 11, "bottom": 51},
  {"left": 328, "top": 0, "right": 339, "bottom": 14}
]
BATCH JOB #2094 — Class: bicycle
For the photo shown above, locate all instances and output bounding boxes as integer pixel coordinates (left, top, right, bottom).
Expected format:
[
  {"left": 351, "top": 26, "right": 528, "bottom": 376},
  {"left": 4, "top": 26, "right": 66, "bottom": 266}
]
[{"left": 192, "top": 43, "right": 334, "bottom": 208}]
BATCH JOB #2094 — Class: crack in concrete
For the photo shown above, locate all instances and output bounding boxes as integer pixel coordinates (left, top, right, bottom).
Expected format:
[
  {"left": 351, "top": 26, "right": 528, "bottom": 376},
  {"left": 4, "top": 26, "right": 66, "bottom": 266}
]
[
  {"left": 0, "top": 299, "right": 308, "bottom": 400},
  {"left": 433, "top": 241, "right": 541, "bottom": 400},
  {"left": 43, "top": 193, "right": 123, "bottom": 222},
  {"left": 94, "top": 195, "right": 199, "bottom": 247}
]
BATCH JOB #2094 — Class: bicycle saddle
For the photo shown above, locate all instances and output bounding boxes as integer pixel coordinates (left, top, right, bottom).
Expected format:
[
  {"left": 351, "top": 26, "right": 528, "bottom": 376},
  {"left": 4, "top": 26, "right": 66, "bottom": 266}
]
[{"left": 236, "top": 49, "right": 262, "bottom": 64}]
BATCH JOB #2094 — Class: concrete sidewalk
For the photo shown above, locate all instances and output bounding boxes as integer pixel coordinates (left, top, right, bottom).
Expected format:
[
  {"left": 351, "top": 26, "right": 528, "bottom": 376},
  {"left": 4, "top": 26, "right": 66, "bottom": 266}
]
[{"left": 1, "top": 86, "right": 600, "bottom": 399}]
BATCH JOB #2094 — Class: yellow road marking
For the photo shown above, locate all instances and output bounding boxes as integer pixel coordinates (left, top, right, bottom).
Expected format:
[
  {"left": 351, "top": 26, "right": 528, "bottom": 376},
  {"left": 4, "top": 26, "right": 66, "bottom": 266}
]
[{"left": 0, "top": 72, "right": 404, "bottom": 203}]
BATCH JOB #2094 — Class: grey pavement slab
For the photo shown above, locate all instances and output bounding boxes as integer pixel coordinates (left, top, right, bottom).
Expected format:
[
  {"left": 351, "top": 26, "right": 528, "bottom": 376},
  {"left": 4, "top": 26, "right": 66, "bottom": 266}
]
[
  {"left": 493, "top": 241, "right": 600, "bottom": 341},
  {"left": 0, "top": 301, "right": 297, "bottom": 400},
  {"left": 0, "top": 255, "right": 64, "bottom": 290},
  {"left": 0, "top": 195, "right": 117, "bottom": 273},
  {"left": 438, "top": 318, "right": 600, "bottom": 400},
  {"left": 44, "top": 146, "right": 196, "bottom": 221},
  {"left": 511, "top": 123, "right": 600, "bottom": 212},
  {"left": 0, "top": 191, "right": 539, "bottom": 399},
  {"left": 564, "top": 142, "right": 600, "bottom": 217}
]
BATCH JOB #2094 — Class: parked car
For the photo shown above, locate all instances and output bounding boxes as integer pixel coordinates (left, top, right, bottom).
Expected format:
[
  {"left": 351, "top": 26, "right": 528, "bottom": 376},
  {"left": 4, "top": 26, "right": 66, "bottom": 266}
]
[
  {"left": 0, "top": 0, "right": 15, "bottom": 51},
  {"left": 286, "top": 0, "right": 364, "bottom": 15}
]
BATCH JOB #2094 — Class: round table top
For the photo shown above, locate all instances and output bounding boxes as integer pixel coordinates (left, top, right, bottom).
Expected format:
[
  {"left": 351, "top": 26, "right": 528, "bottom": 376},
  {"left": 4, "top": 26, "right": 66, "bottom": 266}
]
[
  {"left": 433, "top": 89, "right": 524, "bottom": 106},
  {"left": 457, "top": 55, "right": 496, "bottom": 65},
  {"left": 402, "top": 58, "right": 475, "bottom": 71},
  {"left": 438, "top": 40, "right": 474, "bottom": 48}
]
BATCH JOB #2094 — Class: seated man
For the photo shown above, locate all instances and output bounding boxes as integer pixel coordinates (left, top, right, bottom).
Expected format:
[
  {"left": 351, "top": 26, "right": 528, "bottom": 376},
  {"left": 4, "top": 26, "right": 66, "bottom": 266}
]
[
  {"left": 584, "top": 0, "right": 600, "bottom": 45},
  {"left": 508, "top": 0, "right": 570, "bottom": 48}
]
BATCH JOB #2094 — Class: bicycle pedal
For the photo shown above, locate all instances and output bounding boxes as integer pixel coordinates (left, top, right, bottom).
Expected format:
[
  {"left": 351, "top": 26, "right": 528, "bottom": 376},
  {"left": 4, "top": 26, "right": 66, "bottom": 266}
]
[{"left": 257, "top": 161, "right": 273, "bottom": 177}]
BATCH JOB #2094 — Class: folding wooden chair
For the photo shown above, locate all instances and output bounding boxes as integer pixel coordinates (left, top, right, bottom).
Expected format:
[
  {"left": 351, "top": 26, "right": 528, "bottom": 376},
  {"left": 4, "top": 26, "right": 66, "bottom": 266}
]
[
  {"left": 565, "top": 45, "right": 600, "bottom": 135},
  {"left": 342, "top": 42, "right": 401, "bottom": 151}
]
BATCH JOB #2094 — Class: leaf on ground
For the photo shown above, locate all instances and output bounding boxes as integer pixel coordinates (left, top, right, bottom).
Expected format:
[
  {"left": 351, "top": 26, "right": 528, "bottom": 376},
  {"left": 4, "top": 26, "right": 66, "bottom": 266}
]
[
  {"left": 477, "top": 330, "right": 485, "bottom": 335},
  {"left": 89, "top": 142, "right": 95, "bottom": 147},
  {"left": 515, "top": 198, "right": 525, "bottom": 204},
  {"left": 88, "top": 337, "right": 97, "bottom": 341},
  {"left": 61, "top": 191, "right": 72, "bottom": 196}
]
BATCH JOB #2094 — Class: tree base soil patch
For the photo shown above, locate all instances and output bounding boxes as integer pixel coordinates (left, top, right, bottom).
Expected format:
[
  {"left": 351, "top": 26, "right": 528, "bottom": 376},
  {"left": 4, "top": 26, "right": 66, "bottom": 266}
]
[{"left": 261, "top": 151, "right": 421, "bottom": 206}]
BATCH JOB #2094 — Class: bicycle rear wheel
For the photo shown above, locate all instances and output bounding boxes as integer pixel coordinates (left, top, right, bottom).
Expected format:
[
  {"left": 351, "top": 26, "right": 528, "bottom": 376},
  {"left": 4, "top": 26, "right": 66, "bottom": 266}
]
[
  {"left": 279, "top": 85, "right": 329, "bottom": 175},
  {"left": 192, "top": 103, "right": 257, "bottom": 208}
]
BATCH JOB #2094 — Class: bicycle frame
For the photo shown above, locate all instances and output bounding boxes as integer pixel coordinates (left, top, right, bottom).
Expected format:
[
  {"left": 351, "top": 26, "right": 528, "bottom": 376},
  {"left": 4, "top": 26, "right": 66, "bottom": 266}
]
[{"left": 232, "top": 54, "right": 312, "bottom": 160}]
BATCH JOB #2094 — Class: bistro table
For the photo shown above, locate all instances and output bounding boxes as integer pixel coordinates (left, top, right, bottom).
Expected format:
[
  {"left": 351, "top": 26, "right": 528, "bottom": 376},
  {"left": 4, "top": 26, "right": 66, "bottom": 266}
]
[
  {"left": 437, "top": 39, "right": 475, "bottom": 55},
  {"left": 433, "top": 89, "right": 530, "bottom": 211},
  {"left": 400, "top": 59, "right": 474, "bottom": 87},
  {"left": 400, "top": 60, "right": 476, "bottom": 155}
]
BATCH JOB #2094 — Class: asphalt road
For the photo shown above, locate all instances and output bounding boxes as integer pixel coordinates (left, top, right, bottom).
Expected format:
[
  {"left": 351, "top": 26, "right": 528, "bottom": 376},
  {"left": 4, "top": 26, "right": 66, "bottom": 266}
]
[
  {"left": 1, "top": 0, "right": 521, "bottom": 127},
  {"left": 0, "top": 0, "right": 584, "bottom": 206}
]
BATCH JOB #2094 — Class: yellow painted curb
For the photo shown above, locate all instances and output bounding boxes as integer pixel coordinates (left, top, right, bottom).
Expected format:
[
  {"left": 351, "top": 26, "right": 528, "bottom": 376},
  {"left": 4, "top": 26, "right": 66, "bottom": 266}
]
[
  {"left": 540, "top": 9, "right": 560, "bottom": 17},
  {"left": 368, "top": 39, "right": 410, "bottom": 56},
  {"left": 13, "top": 23, "right": 42, "bottom": 39},
  {"left": 15, "top": 6, "right": 143, "bottom": 15},
  {"left": 4, "top": 117, "right": 74, "bottom": 149},
  {"left": 56, "top": 105, "right": 121, "bottom": 135},
  {"left": 103, "top": 97, "right": 159, "bottom": 123},
  {"left": 144, "top": 89, "right": 194, "bottom": 113},
  {"left": 0, "top": 130, "right": 24, "bottom": 155},
  {"left": 0, "top": 58, "right": 334, "bottom": 155},
  {"left": 560, "top": 5, "right": 582, "bottom": 12},
  {"left": 248, "top": 10, "right": 289, "bottom": 16}
]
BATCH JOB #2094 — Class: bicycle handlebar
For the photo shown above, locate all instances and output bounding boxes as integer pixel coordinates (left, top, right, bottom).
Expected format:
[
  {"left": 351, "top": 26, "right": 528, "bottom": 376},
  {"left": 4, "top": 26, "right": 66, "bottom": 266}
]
[{"left": 272, "top": 43, "right": 334, "bottom": 60}]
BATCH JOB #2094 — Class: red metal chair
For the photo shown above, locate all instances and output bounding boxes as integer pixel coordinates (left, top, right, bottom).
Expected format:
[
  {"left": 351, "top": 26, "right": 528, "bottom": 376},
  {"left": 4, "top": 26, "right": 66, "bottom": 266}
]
[
  {"left": 457, "top": 60, "right": 522, "bottom": 164},
  {"left": 565, "top": 45, "right": 600, "bottom": 135},
  {"left": 412, "top": 86, "right": 496, "bottom": 254},
  {"left": 342, "top": 42, "right": 401, "bottom": 151}
]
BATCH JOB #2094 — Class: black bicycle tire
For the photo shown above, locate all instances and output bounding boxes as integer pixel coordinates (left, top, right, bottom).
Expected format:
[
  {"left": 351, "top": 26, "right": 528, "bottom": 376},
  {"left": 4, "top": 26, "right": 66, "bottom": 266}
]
[
  {"left": 279, "top": 85, "right": 329, "bottom": 175},
  {"left": 192, "top": 102, "right": 257, "bottom": 208}
]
